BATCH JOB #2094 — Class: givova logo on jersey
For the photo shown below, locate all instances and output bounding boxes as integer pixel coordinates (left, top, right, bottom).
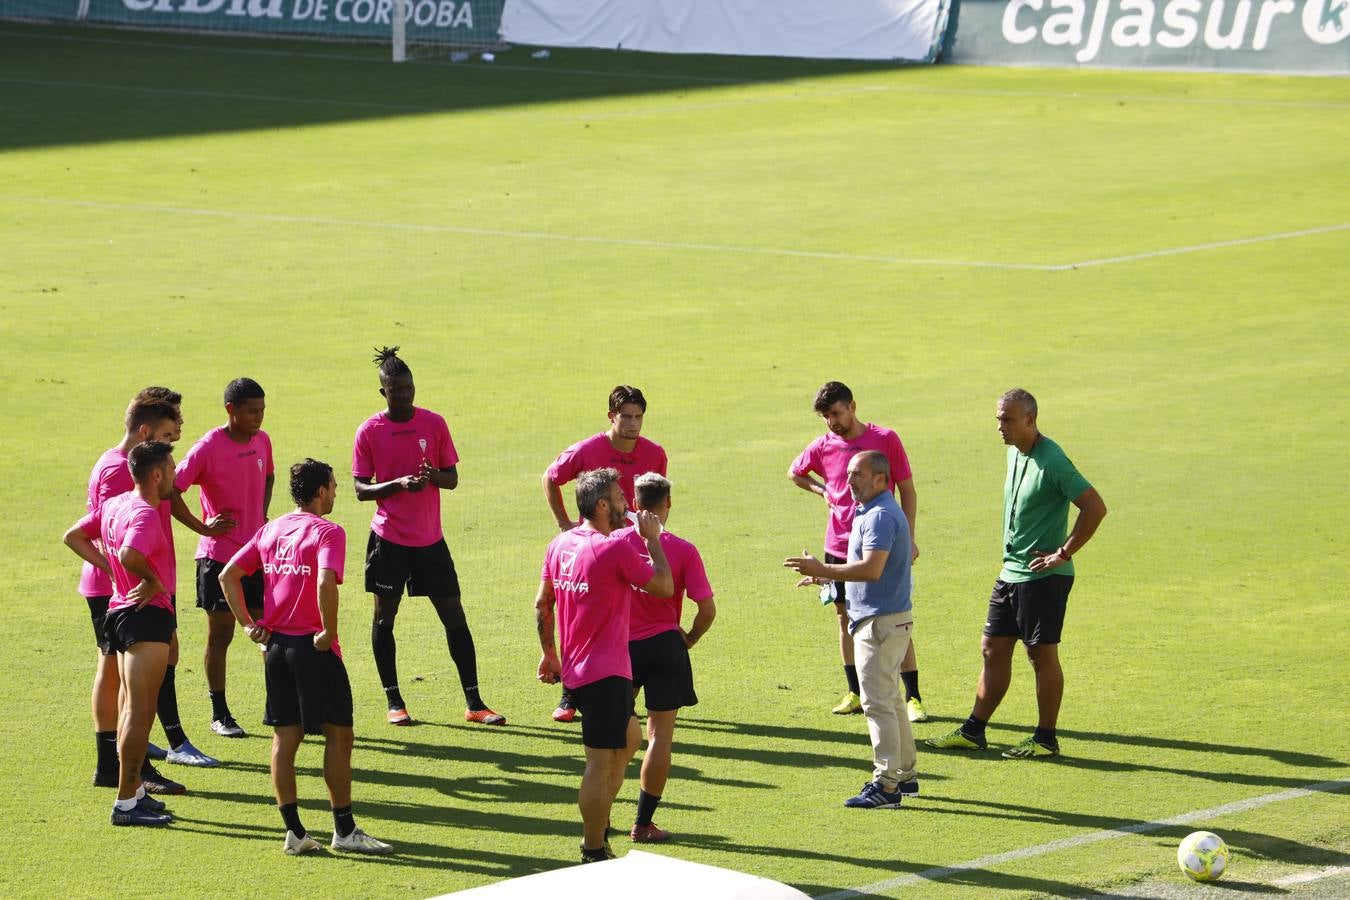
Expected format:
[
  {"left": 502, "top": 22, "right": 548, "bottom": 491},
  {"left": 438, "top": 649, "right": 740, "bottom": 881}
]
[
  {"left": 552, "top": 551, "right": 589, "bottom": 595},
  {"left": 1000, "top": 0, "right": 1349, "bottom": 61},
  {"left": 265, "top": 537, "right": 313, "bottom": 576}
]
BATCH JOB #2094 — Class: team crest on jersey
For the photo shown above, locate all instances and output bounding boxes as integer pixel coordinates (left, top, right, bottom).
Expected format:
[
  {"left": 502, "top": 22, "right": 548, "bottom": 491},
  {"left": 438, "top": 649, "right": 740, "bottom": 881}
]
[
  {"left": 558, "top": 551, "right": 577, "bottom": 576},
  {"left": 275, "top": 537, "right": 296, "bottom": 560},
  {"left": 257, "top": 459, "right": 264, "bottom": 473}
]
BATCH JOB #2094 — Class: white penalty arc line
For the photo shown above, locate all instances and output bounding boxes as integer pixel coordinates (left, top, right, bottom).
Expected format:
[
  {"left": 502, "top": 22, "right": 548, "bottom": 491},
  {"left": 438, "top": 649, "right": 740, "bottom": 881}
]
[
  {"left": 814, "top": 778, "right": 1350, "bottom": 900},
  {"left": 1272, "top": 865, "right": 1350, "bottom": 886},
  {"left": 1, "top": 195, "right": 1343, "bottom": 272}
]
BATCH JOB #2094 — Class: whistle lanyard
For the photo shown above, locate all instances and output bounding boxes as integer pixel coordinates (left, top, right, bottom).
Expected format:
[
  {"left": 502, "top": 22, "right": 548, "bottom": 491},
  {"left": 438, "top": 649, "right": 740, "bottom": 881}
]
[{"left": 1008, "top": 454, "right": 1033, "bottom": 535}]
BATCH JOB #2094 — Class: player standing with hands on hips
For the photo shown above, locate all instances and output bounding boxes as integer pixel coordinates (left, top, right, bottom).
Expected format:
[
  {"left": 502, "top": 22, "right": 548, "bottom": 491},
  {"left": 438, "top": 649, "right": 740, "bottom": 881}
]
[{"left": 927, "top": 389, "right": 1106, "bottom": 758}]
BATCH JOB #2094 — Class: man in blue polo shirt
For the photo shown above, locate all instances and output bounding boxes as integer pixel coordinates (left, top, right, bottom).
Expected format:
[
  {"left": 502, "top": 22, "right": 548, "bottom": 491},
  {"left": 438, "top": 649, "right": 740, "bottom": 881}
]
[{"left": 786, "top": 450, "right": 917, "bottom": 809}]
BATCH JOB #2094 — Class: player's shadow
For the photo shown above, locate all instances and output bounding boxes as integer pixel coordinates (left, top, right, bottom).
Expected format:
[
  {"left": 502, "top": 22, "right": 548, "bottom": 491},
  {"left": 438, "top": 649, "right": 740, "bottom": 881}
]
[
  {"left": 678, "top": 715, "right": 876, "bottom": 747},
  {"left": 0, "top": 20, "right": 916, "bottom": 153}
]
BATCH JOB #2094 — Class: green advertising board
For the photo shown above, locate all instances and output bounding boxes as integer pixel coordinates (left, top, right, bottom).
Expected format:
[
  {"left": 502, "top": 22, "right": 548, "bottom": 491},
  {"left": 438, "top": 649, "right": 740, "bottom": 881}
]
[{"left": 943, "top": 0, "right": 1350, "bottom": 72}]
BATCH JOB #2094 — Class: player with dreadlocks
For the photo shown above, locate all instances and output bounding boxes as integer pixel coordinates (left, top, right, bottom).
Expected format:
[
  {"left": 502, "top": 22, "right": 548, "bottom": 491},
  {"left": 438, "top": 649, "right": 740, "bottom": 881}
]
[{"left": 352, "top": 347, "right": 504, "bottom": 727}]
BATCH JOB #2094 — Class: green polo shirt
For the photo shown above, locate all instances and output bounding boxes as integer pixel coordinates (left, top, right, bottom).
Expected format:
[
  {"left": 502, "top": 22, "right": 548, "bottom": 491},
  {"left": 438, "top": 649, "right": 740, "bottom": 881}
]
[{"left": 1000, "top": 435, "right": 1092, "bottom": 583}]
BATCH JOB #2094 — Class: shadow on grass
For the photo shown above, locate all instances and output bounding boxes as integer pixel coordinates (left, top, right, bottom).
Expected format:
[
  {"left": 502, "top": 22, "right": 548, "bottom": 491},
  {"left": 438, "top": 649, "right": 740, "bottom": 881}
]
[{"left": 0, "top": 20, "right": 912, "bottom": 152}]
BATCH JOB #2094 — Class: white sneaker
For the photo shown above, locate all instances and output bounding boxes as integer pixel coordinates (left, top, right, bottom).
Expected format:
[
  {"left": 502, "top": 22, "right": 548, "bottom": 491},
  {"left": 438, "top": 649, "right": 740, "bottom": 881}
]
[
  {"left": 166, "top": 740, "right": 220, "bottom": 767},
  {"left": 331, "top": 827, "right": 393, "bottom": 854},
  {"left": 283, "top": 830, "right": 321, "bottom": 855}
]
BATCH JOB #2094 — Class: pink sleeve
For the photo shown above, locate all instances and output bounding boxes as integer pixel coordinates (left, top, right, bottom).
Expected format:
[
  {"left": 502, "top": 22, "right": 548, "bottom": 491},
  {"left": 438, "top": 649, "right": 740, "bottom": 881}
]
[
  {"left": 96, "top": 464, "right": 124, "bottom": 507},
  {"left": 540, "top": 543, "right": 553, "bottom": 582},
  {"left": 263, "top": 433, "right": 275, "bottom": 476},
  {"left": 656, "top": 446, "right": 668, "bottom": 477},
  {"left": 887, "top": 432, "right": 913, "bottom": 484},
  {"left": 352, "top": 425, "right": 374, "bottom": 480},
  {"left": 437, "top": 417, "right": 459, "bottom": 469},
  {"left": 682, "top": 544, "right": 714, "bottom": 602},
  {"left": 316, "top": 524, "right": 346, "bottom": 584},
  {"left": 546, "top": 444, "right": 581, "bottom": 486},
  {"left": 174, "top": 437, "right": 207, "bottom": 492},
  {"left": 77, "top": 510, "right": 101, "bottom": 539},
  {"left": 228, "top": 537, "right": 264, "bottom": 576},
  {"left": 121, "top": 507, "right": 162, "bottom": 558},
  {"left": 790, "top": 440, "right": 820, "bottom": 478},
  {"left": 617, "top": 540, "right": 656, "bottom": 588}
]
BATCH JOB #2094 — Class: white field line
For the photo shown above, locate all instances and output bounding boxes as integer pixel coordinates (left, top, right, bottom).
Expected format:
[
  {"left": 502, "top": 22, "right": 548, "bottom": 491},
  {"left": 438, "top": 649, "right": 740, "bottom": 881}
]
[
  {"left": 1271, "top": 865, "right": 1350, "bottom": 886},
  {"left": 0, "top": 195, "right": 1343, "bottom": 273},
  {"left": 814, "top": 778, "right": 1350, "bottom": 900},
  {"left": 1044, "top": 223, "right": 1350, "bottom": 270},
  {"left": 0, "top": 195, "right": 1052, "bottom": 271},
  {"left": 5, "top": 28, "right": 1350, "bottom": 111}
]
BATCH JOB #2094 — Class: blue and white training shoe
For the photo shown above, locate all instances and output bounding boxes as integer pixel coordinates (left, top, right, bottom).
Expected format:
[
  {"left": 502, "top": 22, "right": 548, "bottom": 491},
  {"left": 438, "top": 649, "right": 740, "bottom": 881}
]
[
  {"left": 144, "top": 742, "right": 168, "bottom": 761},
  {"left": 844, "top": 781, "right": 905, "bottom": 809},
  {"left": 111, "top": 802, "right": 173, "bottom": 827},
  {"left": 166, "top": 740, "right": 219, "bottom": 767}
]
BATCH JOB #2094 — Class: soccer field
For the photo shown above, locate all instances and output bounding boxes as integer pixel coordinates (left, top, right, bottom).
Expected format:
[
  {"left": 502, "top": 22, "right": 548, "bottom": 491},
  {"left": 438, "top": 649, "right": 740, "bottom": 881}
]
[{"left": 1, "top": 21, "right": 1347, "bottom": 898}]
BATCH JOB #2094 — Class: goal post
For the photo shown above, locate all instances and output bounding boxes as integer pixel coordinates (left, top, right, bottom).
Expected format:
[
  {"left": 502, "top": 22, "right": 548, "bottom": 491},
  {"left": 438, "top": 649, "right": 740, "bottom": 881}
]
[{"left": 392, "top": 0, "right": 506, "bottom": 61}]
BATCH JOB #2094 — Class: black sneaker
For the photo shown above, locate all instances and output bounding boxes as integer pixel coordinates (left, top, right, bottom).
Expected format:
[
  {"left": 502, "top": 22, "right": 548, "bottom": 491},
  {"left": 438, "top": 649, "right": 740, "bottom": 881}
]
[
  {"left": 137, "top": 793, "right": 168, "bottom": 813},
  {"left": 141, "top": 763, "right": 186, "bottom": 795},
  {"left": 111, "top": 803, "right": 173, "bottom": 827},
  {"left": 897, "top": 779, "right": 920, "bottom": 795},
  {"left": 92, "top": 770, "right": 119, "bottom": 788},
  {"left": 580, "top": 844, "right": 616, "bottom": 864}
]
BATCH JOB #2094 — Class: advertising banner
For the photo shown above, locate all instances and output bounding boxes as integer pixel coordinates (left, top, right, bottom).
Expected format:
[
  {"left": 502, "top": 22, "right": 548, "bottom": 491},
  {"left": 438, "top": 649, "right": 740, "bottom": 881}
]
[
  {"left": 943, "top": 0, "right": 1350, "bottom": 72},
  {"left": 500, "top": 0, "right": 949, "bottom": 62}
]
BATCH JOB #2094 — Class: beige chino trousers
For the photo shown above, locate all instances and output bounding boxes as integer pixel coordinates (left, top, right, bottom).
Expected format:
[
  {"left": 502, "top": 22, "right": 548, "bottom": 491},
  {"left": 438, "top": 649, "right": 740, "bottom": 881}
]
[{"left": 853, "top": 610, "right": 917, "bottom": 790}]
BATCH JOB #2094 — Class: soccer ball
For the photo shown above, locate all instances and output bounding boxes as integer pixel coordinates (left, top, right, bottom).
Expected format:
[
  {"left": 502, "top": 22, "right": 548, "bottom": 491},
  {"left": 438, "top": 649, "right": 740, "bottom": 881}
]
[{"left": 1177, "top": 831, "right": 1229, "bottom": 881}]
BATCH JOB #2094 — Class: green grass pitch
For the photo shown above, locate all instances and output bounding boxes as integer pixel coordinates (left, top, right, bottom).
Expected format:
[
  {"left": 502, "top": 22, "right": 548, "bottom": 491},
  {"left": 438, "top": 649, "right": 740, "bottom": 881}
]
[{"left": 0, "top": 21, "right": 1347, "bottom": 898}]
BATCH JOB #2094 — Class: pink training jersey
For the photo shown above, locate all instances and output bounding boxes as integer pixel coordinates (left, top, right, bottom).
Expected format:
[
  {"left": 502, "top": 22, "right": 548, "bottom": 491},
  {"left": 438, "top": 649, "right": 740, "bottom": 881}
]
[
  {"left": 542, "top": 526, "right": 655, "bottom": 689},
  {"left": 228, "top": 511, "right": 347, "bottom": 658},
  {"left": 617, "top": 526, "right": 714, "bottom": 642},
  {"left": 175, "top": 427, "right": 275, "bottom": 563},
  {"left": 546, "top": 433, "right": 668, "bottom": 510},
  {"left": 79, "top": 447, "right": 134, "bottom": 598},
  {"left": 352, "top": 407, "right": 458, "bottom": 548},
  {"left": 791, "top": 423, "right": 913, "bottom": 557},
  {"left": 78, "top": 492, "right": 176, "bottom": 614}
]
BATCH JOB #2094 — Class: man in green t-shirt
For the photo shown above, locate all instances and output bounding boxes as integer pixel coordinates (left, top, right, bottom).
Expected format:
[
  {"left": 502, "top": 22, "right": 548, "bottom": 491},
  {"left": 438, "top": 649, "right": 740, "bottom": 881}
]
[{"left": 928, "top": 389, "right": 1106, "bottom": 759}]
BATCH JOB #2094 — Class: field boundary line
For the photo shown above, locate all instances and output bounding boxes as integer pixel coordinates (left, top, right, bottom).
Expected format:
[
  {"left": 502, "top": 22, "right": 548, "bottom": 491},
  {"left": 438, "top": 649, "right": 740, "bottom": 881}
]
[
  {"left": 0, "top": 194, "right": 1053, "bottom": 271},
  {"left": 1052, "top": 223, "right": 1350, "bottom": 270},
  {"left": 814, "top": 778, "right": 1350, "bottom": 899},
  {"left": 2, "top": 195, "right": 1343, "bottom": 272},
  {"left": 1271, "top": 865, "right": 1350, "bottom": 886}
]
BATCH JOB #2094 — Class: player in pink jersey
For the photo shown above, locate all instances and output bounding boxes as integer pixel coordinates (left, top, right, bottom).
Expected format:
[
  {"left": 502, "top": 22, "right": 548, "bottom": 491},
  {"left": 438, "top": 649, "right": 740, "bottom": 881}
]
[
  {"left": 536, "top": 468, "right": 673, "bottom": 864},
  {"left": 542, "top": 385, "right": 668, "bottom": 722},
  {"left": 790, "top": 382, "right": 926, "bottom": 721},
  {"left": 64, "top": 441, "right": 181, "bottom": 827},
  {"left": 172, "top": 377, "right": 274, "bottom": 739},
  {"left": 615, "top": 472, "right": 716, "bottom": 844},
  {"left": 77, "top": 396, "right": 218, "bottom": 790},
  {"left": 355, "top": 347, "right": 502, "bottom": 727},
  {"left": 221, "top": 459, "right": 393, "bottom": 856}
]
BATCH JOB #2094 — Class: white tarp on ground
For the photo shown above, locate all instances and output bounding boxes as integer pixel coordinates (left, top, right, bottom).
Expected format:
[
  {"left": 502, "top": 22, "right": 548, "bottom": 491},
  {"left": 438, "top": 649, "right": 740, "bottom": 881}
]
[
  {"left": 434, "top": 849, "right": 813, "bottom": 899},
  {"left": 500, "top": 0, "right": 946, "bottom": 61}
]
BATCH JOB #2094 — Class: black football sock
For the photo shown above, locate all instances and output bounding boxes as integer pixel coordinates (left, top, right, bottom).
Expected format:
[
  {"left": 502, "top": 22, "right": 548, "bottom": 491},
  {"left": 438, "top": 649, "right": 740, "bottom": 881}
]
[
  {"left": 963, "top": 715, "right": 988, "bottom": 737},
  {"left": 96, "top": 731, "right": 118, "bottom": 775},
  {"left": 635, "top": 790, "right": 662, "bottom": 827},
  {"left": 209, "top": 689, "right": 231, "bottom": 722},
  {"left": 279, "top": 802, "right": 306, "bottom": 838},
  {"left": 1033, "top": 726, "right": 1058, "bottom": 746},
  {"left": 158, "top": 665, "right": 188, "bottom": 748},
  {"left": 372, "top": 622, "right": 404, "bottom": 709},
  {"left": 447, "top": 626, "right": 484, "bottom": 710},
  {"left": 332, "top": 804, "right": 356, "bottom": 838},
  {"left": 901, "top": 670, "right": 921, "bottom": 703},
  {"left": 844, "top": 665, "right": 861, "bottom": 696}
]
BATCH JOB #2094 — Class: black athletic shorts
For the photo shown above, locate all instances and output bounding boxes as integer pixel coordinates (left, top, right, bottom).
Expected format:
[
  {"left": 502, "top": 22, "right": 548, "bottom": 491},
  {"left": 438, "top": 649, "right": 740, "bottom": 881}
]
[
  {"left": 103, "top": 605, "right": 175, "bottom": 653},
  {"left": 570, "top": 675, "right": 635, "bottom": 750},
  {"left": 263, "top": 633, "right": 354, "bottom": 734},
  {"left": 86, "top": 595, "right": 113, "bottom": 655},
  {"left": 984, "top": 575, "right": 1073, "bottom": 645},
  {"left": 630, "top": 630, "right": 698, "bottom": 712},
  {"left": 825, "top": 552, "right": 847, "bottom": 607},
  {"left": 365, "top": 532, "right": 460, "bottom": 599},
  {"left": 197, "top": 557, "right": 264, "bottom": 615}
]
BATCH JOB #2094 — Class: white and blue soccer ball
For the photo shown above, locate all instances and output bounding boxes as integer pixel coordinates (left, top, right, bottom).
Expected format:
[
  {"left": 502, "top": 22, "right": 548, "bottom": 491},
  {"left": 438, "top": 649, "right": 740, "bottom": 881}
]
[{"left": 1177, "top": 830, "right": 1229, "bottom": 882}]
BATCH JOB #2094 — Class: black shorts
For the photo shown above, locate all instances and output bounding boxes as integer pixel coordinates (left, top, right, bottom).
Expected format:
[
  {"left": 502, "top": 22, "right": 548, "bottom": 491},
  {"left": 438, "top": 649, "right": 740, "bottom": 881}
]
[
  {"left": 569, "top": 675, "right": 635, "bottom": 750},
  {"left": 825, "top": 552, "right": 847, "bottom": 607},
  {"left": 263, "top": 633, "right": 354, "bottom": 735},
  {"left": 365, "top": 532, "right": 460, "bottom": 599},
  {"left": 630, "top": 630, "right": 698, "bottom": 712},
  {"left": 984, "top": 576, "right": 1073, "bottom": 645},
  {"left": 197, "top": 557, "right": 264, "bottom": 615},
  {"left": 86, "top": 595, "right": 113, "bottom": 655},
  {"left": 103, "top": 605, "right": 175, "bottom": 653}
]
